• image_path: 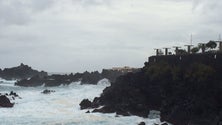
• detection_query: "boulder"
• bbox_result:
[9,91,19,97]
[161,123,168,125]
[15,75,45,87]
[79,99,92,110]
[41,89,55,94]
[138,122,145,125]
[0,95,14,107]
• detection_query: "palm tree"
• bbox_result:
[191,47,200,54]
[198,43,206,53]
[206,41,217,50]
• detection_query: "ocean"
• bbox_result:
[0,78,162,125]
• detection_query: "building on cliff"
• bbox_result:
[107,66,139,73]
[154,39,222,56]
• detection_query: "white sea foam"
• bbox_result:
[0,78,164,125]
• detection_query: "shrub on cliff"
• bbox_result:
[184,63,215,83]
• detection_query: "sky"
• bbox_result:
[0,0,222,73]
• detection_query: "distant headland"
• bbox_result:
[0,64,139,87]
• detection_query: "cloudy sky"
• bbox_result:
[0,0,222,73]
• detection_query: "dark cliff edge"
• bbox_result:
[80,53,222,125]
[0,63,47,80]
[15,68,139,87]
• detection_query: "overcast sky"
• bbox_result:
[0,0,222,73]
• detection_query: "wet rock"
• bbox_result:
[81,71,102,85]
[15,75,45,87]
[0,95,14,107]
[161,123,168,125]
[41,89,55,94]
[92,106,116,114]
[0,63,47,80]
[9,91,18,97]
[79,99,92,110]
[138,122,145,125]
[15,67,137,87]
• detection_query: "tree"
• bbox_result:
[206,41,217,50]
[198,43,206,53]
[191,47,200,54]
[176,49,187,55]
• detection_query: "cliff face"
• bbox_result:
[0,63,47,80]
[80,53,222,125]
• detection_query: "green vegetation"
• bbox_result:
[206,41,217,50]
[191,47,200,54]
[176,49,187,55]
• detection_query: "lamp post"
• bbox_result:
[163,48,171,55]
[173,46,181,55]
[184,45,193,54]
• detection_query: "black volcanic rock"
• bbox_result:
[15,74,73,87]
[9,91,19,97]
[69,73,82,82]
[41,89,55,94]
[101,69,124,83]
[79,99,92,110]
[15,75,45,87]
[138,122,145,125]
[81,71,102,85]
[15,69,137,87]
[15,66,139,87]
[80,53,222,125]
[101,68,140,83]
[0,63,47,80]
[44,74,72,86]
[0,95,14,107]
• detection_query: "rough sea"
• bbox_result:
[0,78,164,125]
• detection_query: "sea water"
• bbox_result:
[0,78,163,125]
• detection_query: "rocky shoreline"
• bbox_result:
[0,91,20,108]
[15,69,139,87]
[2,54,222,125]
[79,53,222,125]
[0,64,139,87]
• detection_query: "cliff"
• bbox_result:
[80,53,222,125]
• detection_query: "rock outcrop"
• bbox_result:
[81,71,102,84]
[101,69,126,83]
[0,63,47,80]
[80,53,222,125]
[0,95,14,107]
[15,67,139,87]
[138,122,146,125]
[41,89,55,94]
[79,99,93,110]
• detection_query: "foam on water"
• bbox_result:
[0,79,163,125]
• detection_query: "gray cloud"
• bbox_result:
[0,0,54,25]
[0,0,221,72]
